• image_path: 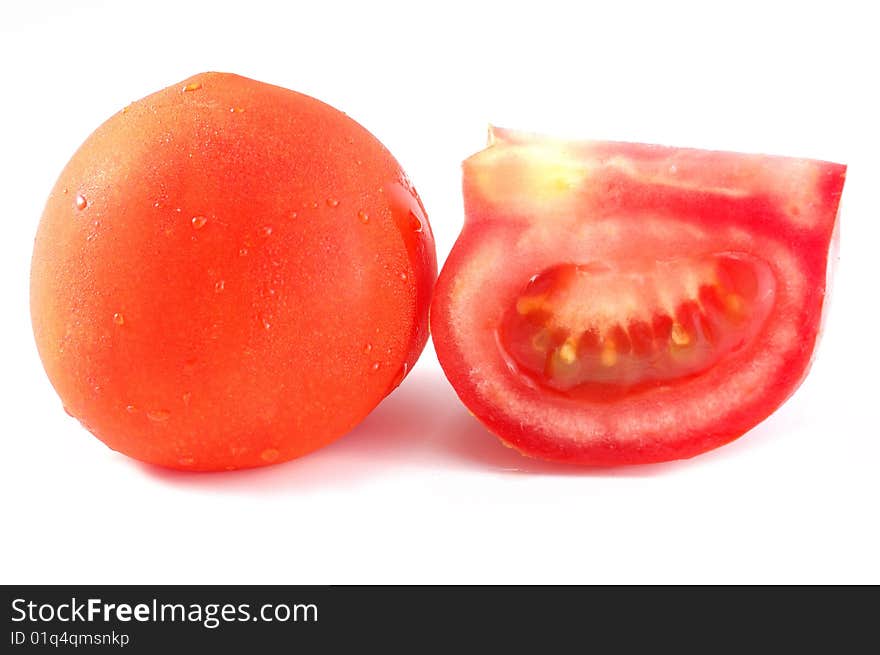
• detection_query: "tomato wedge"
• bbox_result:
[431,127,846,465]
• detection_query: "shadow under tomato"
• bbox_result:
[137,365,745,492]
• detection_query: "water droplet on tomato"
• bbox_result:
[182,82,202,92]
[399,272,408,281]
[260,448,280,463]
[358,210,370,224]
[409,210,423,233]
[75,194,87,210]
[229,107,245,113]
[215,279,225,292]
[63,405,75,418]
[290,211,298,219]
[371,362,381,372]
[62,187,69,195]
[191,215,207,229]
[113,312,125,326]
[261,226,273,237]
[326,198,339,208]
[125,404,138,413]
[364,343,372,354]
[147,409,171,422]
[389,362,409,391]
[261,316,272,330]
[239,247,249,256]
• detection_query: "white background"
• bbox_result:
[2,0,877,584]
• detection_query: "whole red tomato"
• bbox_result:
[31,72,436,471]
[431,127,845,465]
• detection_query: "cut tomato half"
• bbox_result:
[431,127,846,465]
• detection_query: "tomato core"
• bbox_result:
[497,252,775,399]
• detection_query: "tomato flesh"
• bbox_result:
[432,128,845,465]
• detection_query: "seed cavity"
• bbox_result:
[497,253,776,396]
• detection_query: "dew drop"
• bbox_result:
[113,312,125,326]
[182,82,202,92]
[75,194,87,210]
[326,197,339,208]
[214,279,225,292]
[311,201,319,209]
[260,448,280,463]
[261,226,273,236]
[389,362,409,390]
[147,409,171,422]
[182,392,192,405]
[62,187,69,195]
[230,107,245,113]
[358,210,370,224]
[125,404,138,413]
[191,215,207,229]
[371,361,381,372]
[290,211,298,219]
[261,317,272,330]
[239,247,249,256]
[409,210,423,233]
[63,405,75,418]
[399,272,408,281]
[364,343,373,354]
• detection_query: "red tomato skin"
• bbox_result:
[31,72,436,471]
[431,129,845,465]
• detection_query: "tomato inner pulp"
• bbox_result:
[497,252,775,399]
